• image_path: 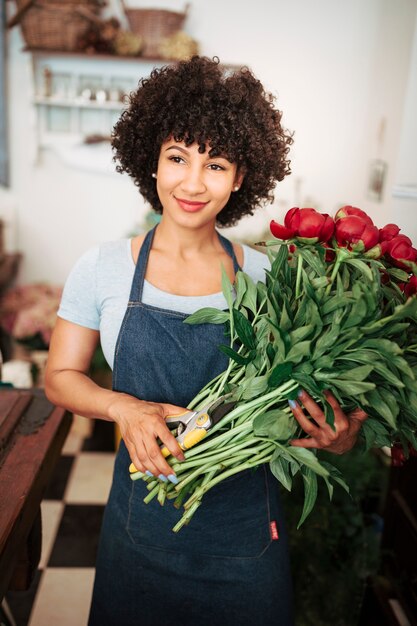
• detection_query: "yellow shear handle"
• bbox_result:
[129,446,173,473]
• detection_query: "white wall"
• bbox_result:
[2,0,417,285]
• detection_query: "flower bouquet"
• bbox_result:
[130,206,417,531]
[0,283,63,350]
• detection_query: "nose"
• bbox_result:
[180,165,207,196]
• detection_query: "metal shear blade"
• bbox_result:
[161,394,235,456]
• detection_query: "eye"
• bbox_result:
[168,155,185,164]
[208,163,226,171]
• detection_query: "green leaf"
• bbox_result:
[328,379,376,395]
[270,455,293,491]
[240,273,258,314]
[320,461,350,494]
[270,243,289,279]
[387,267,411,281]
[232,309,256,350]
[372,363,405,388]
[184,308,229,325]
[391,356,415,378]
[297,468,318,528]
[234,271,247,309]
[289,324,315,344]
[294,361,314,375]
[241,375,269,400]
[266,343,276,366]
[311,276,330,289]
[324,402,335,429]
[313,355,335,369]
[292,373,323,397]
[267,318,291,356]
[338,365,374,381]
[321,294,355,316]
[221,264,234,311]
[268,362,293,388]
[361,338,402,357]
[364,389,398,429]
[286,341,312,364]
[313,325,341,359]
[253,409,294,440]
[316,364,374,383]
[361,418,392,450]
[345,258,374,281]
[279,301,293,332]
[218,345,255,366]
[288,447,330,477]
[299,248,325,277]
[363,298,417,332]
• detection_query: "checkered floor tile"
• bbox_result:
[2,416,116,626]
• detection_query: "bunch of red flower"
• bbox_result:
[270,205,417,295]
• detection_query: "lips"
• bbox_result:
[175,197,209,212]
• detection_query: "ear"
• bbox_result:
[234,168,246,189]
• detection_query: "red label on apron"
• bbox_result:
[269,521,279,540]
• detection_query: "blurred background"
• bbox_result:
[0,0,416,286]
[0,2,416,625]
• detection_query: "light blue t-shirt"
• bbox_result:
[58,238,269,369]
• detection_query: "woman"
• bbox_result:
[45,57,366,626]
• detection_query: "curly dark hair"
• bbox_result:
[112,56,293,227]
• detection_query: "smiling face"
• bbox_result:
[155,138,244,229]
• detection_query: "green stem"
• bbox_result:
[295,253,303,299]
[325,248,351,295]
[172,500,202,532]
[143,484,160,504]
[182,446,275,511]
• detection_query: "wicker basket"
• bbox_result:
[8,0,103,51]
[121,2,189,58]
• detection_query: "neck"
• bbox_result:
[153,216,222,257]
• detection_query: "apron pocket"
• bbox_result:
[126,466,274,559]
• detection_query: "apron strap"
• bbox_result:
[129,226,156,303]
[217,232,242,275]
[128,225,242,303]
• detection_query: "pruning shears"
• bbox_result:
[159,394,236,457]
[129,394,236,474]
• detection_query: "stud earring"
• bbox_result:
[152,173,157,179]
[233,186,239,191]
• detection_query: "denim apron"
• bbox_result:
[88,226,294,626]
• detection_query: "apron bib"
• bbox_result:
[88,226,294,626]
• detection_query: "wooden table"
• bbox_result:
[0,388,72,600]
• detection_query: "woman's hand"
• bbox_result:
[108,393,186,480]
[289,389,367,455]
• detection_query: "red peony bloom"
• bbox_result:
[385,234,417,270]
[379,223,401,242]
[334,205,374,225]
[334,215,379,252]
[270,207,334,243]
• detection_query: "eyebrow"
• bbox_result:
[165,145,230,161]
[165,145,189,154]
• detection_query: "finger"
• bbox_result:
[290,437,320,448]
[289,399,321,435]
[132,444,160,478]
[156,423,186,461]
[323,390,349,428]
[126,444,148,475]
[349,407,368,423]
[162,403,188,418]
[143,434,177,478]
[297,390,327,425]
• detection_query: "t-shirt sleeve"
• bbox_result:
[241,244,270,283]
[57,246,101,330]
